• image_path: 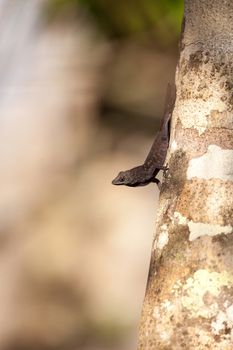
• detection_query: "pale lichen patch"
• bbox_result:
[152,305,174,344]
[181,270,233,318]
[173,211,188,225]
[172,211,233,240]
[211,311,229,335]
[188,221,232,241]
[170,140,178,153]
[172,279,183,297]
[161,300,175,312]
[187,145,233,181]
[156,224,169,250]
[211,306,233,337]
[226,305,233,322]
[177,98,226,135]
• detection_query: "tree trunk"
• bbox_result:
[138,1,233,349]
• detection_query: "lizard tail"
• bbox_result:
[161,83,176,139]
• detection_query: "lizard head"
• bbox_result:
[112,166,151,187]
[112,170,132,186]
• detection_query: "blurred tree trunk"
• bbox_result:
[138,0,233,349]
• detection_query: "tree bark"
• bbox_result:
[138,1,233,349]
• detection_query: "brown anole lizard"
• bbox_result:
[112,84,176,188]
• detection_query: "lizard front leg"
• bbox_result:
[157,165,169,171]
[152,177,162,190]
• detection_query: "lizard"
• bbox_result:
[112,83,176,188]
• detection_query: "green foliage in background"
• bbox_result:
[48,0,183,48]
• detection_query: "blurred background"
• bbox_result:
[0,1,183,349]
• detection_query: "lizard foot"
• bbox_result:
[157,165,169,172]
[152,178,161,190]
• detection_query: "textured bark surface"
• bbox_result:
[138,1,233,349]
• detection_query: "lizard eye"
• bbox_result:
[120,176,125,182]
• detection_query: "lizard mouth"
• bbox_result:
[112,178,122,185]
[112,175,125,185]
[112,181,121,185]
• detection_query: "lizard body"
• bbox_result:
[112,84,176,187]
